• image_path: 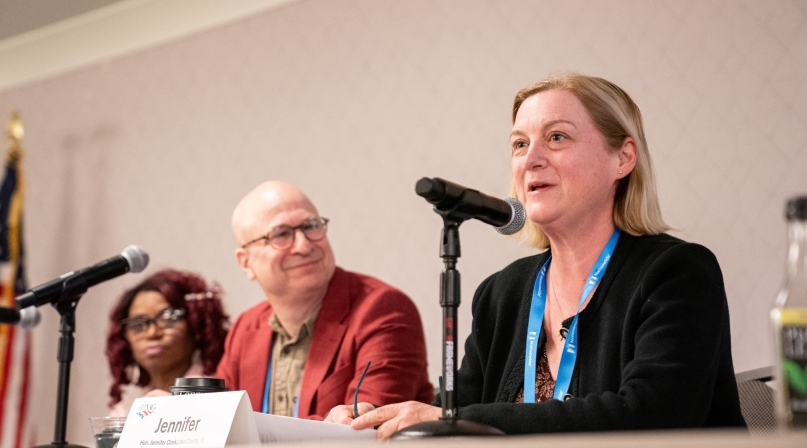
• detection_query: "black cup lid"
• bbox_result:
[787,196,807,221]
[172,377,226,389]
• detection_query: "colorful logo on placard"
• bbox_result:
[135,403,157,419]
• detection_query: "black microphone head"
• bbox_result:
[17,306,40,329]
[495,197,527,235]
[415,177,446,204]
[121,245,149,273]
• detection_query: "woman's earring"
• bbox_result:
[619,170,623,175]
[131,363,141,383]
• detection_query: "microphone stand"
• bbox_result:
[391,211,504,439]
[34,275,90,448]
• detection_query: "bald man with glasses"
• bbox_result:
[216,181,433,419]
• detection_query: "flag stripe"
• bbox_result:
[14,331,31,448]
[0,325,16,436]
[0,326,28,448]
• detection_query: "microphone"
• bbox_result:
[415,177,526,235]
[15,245,149,309]
[0,306,41,329]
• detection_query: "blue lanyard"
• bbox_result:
[262,337,274,414]
[261,334,300,418]
[523,229,620,402]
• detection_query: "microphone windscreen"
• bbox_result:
[17,306,40,329]
[121,245,149,273]
[495,197,526,235]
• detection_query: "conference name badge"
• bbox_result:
[118,391,259,447]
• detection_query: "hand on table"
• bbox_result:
[324,403,377,425]
[351,401,441,439]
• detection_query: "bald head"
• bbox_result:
[232,180,336,305]
[232,181,319,245]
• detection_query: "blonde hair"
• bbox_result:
[510,73,669,249]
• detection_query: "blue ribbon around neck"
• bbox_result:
[523,229,620,402]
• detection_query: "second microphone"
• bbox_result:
[415,177,526,235]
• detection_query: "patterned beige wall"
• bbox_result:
[0,0,804,443]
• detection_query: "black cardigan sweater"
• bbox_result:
[439,233,746,434]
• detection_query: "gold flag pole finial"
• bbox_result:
[6,110,24,164]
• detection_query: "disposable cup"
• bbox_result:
[89,416,126,448]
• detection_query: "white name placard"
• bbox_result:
[118,391,259,447]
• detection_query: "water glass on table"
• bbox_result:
[89,416,126,448]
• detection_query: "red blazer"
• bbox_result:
[216,267,433,419]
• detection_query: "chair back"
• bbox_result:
[735,366,776,435]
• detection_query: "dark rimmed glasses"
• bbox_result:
[122,307,186,335]
[241,217,330,250]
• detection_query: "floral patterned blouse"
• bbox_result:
[515,339,555,403]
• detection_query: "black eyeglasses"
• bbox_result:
[122,308,186,335]
[241,217,330,250]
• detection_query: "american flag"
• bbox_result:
[0,112,33,448]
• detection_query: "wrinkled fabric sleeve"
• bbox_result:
[215,311,245,393]
[340,288,434,410]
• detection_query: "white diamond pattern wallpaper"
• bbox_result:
[0,0,805,443]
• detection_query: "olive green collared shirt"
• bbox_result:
[267,305,321,417]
